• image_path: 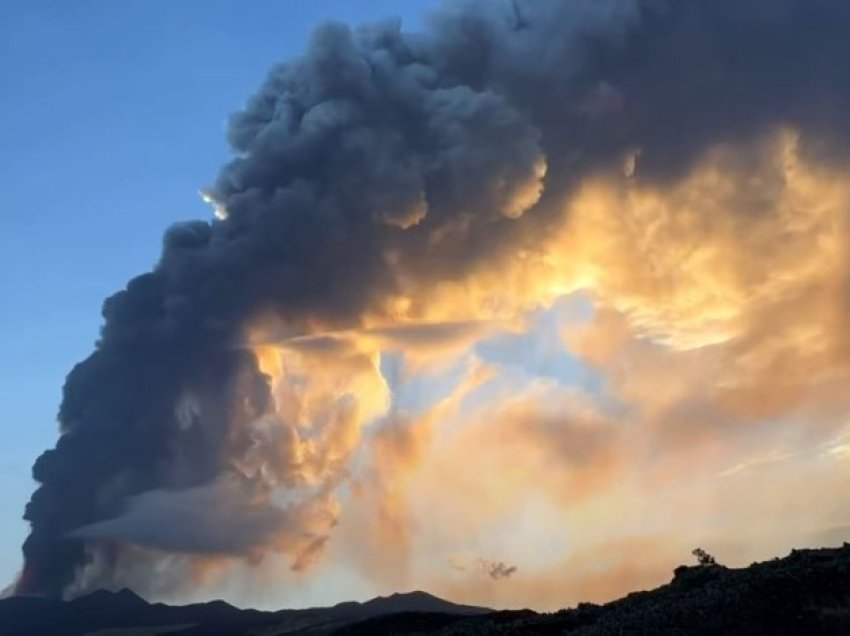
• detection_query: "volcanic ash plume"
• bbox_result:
[14,0,850,602]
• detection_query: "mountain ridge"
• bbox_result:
[2,544,849,635]
[0,588,489,636]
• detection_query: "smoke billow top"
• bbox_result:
[15,0,850,602]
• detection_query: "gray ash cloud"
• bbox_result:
[16,0,850,598]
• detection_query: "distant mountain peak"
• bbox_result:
[360,589,491,616]
[75,587,147,606]
[377,590,441,602]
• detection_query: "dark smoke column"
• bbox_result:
[14,1,551,597]
[15,0,850,597]
[18,270,269,596]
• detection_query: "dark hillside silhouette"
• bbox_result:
[2,544,848,635]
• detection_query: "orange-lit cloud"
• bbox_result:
[257,129,850,609]
[79,129,850,610]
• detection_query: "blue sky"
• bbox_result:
[0,0,438,589]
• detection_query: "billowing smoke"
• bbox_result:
[15,0,850,599]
